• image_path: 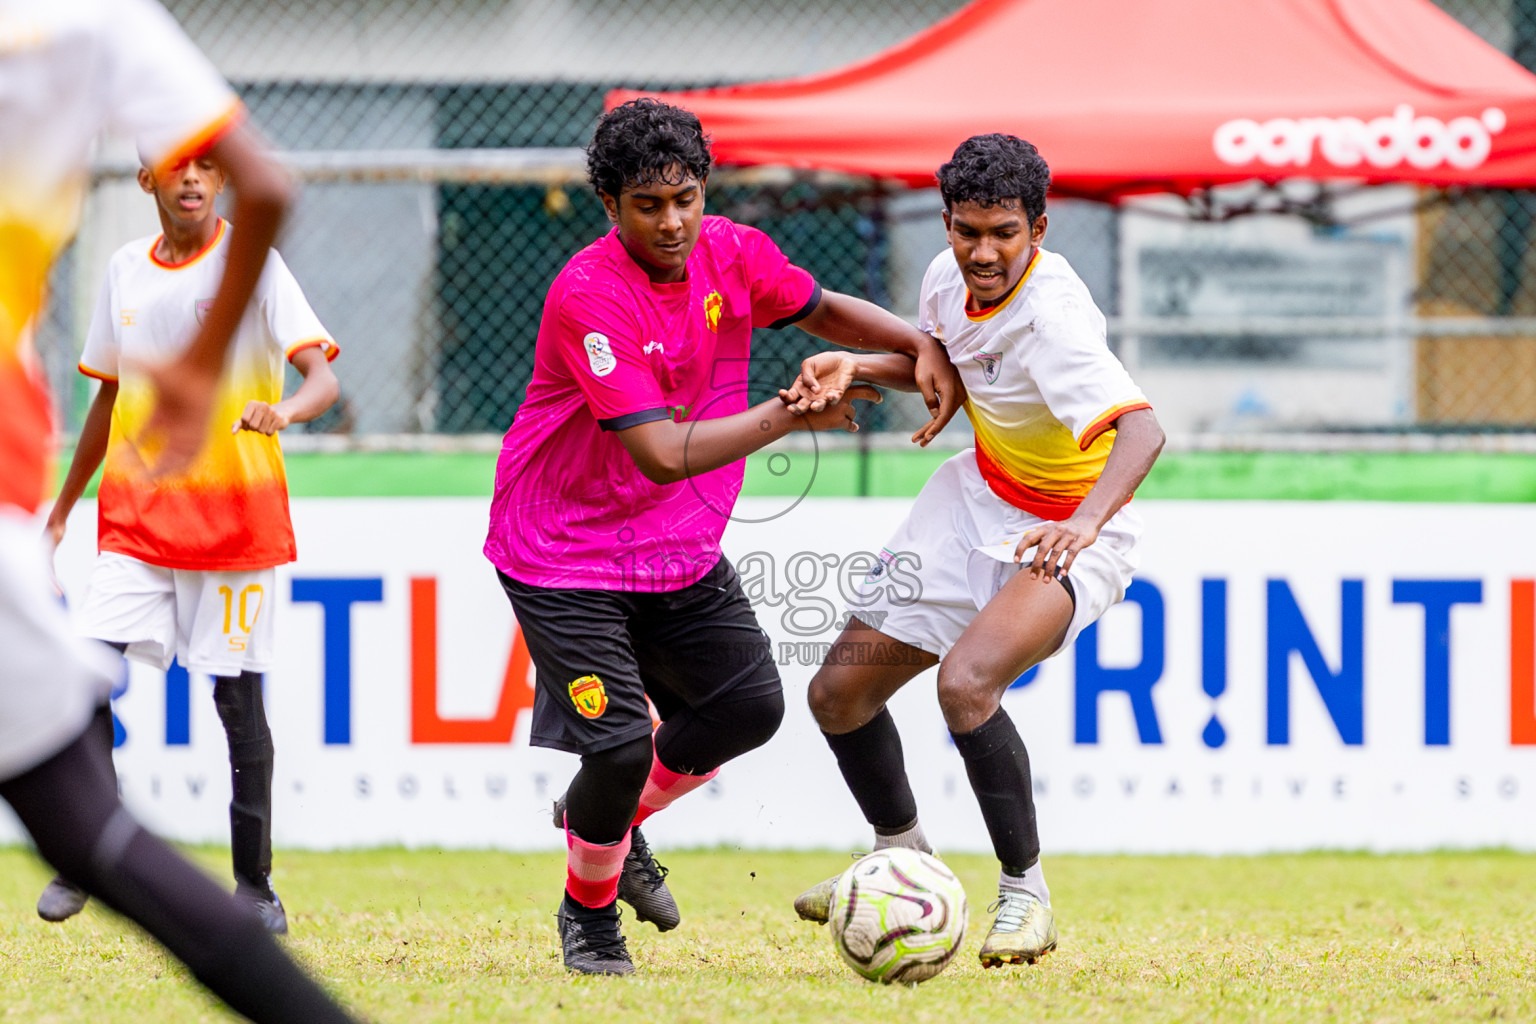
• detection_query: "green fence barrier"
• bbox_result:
[57,448,1536,502]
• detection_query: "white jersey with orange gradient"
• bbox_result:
[79,222,337,571]
[0,0,241,516]
[0,0,240,781]
[918,247,1151,521]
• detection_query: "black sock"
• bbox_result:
[0,729,357,1023]
[822,707,919,832]
[950,707,1040,874]
[213,672,274,892]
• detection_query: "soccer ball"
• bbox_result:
[828,848,967,984]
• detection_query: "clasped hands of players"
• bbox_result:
[779,341,965,446]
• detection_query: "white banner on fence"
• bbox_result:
[11,496,1536,855]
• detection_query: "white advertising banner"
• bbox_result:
[13,495,1536,854]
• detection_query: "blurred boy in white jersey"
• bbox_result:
[783,135,1165,967]
[35,143,340,933]
[0,0,358,1019]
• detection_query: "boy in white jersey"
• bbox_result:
[36,144,340,934]
[783,135,1165,967]
[0,1,358,1019]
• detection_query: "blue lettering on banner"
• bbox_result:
[165,658,190,746]
[291,577,384,745]
[1009,665,1040,689]
[1075,579,1165,744]
[1391,580,1483,746]
[1201,578,1228,748]
[1266,579,1363,745]
[109,659,129,748]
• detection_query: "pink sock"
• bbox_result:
[632,753,718,826]
[565,826,631,908]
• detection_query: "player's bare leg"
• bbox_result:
[795,617,938,923]
[939,567,1073,967]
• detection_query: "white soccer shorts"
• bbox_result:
[76,553,277,676]
[0,512,116,782]
[847,450,1141,659]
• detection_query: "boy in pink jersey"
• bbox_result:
[484,99,962,975]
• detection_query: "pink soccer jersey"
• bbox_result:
[484,216,819,592]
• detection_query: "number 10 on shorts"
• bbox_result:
[219,583,264,651]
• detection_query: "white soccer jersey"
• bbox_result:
[0,0,240,516]
[80,222,337,571]
[918,247,1150,520]
[0,0,239,780]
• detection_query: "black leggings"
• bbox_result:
[96,645,274,891]
[564,685,785,845]
[0,728,354,1023]
[213,671,275,889]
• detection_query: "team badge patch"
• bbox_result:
[866,547,898,583]
[703,291,723,333]
[569,675,608,719]
[973,351,1002,384]
[195,298,214,325]
[583,333,617,377]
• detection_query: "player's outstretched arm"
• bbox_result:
[793,290,962,444]
[1016,407,1166,578]
[234,346,339,435]
[45,381,118,549]
[617,389,880,485]
[780,350,923,404]
[140,124,292,472]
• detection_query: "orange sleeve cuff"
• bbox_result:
[1079,400,1152,451]
[153,99,247,178]
[285,337,340,363]
[78,362,118,383]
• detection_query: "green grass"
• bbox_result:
[1,847,1533,1022]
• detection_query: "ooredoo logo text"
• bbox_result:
[1213,105,1506,171]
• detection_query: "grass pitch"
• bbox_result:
[1,846,1532,1023]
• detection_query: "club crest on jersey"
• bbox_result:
[195,298,214,325]
[973,351,1002,384]
[569,675,608,719]
[703,291,723,333]
[583,333,616,377]
[866,547,898,583]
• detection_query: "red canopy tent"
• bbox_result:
[610,0,1536,201]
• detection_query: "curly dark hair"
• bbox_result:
[936,134,1051,226]
[586,98,714,200]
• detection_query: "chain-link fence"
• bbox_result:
[39,0,1536,444]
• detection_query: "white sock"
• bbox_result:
[999,862,1050,907]
[872,820,933,855]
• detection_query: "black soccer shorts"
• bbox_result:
[497,556,781,755]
